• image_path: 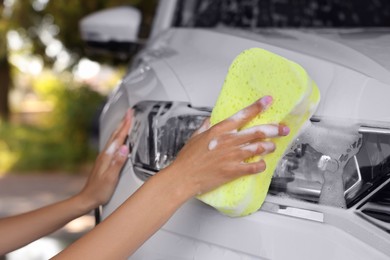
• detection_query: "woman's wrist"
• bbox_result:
[71,192,100,216]
[157,164,199,204]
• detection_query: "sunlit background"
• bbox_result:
[0,0,157,174]
[2,0,389,259]
[0,0,157,259]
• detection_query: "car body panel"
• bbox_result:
[103,163,390,260]
[96,6,390,260]
[136,28,390,125]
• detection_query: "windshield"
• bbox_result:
[174,0,390,28]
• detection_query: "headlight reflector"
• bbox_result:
[129,101,210,180]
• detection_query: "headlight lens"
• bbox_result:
[129,100,390,211]
[129,101,210,180]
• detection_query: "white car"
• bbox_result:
[81,1,390,259]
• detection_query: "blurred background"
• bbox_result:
[1,0,390,259]
[0,0,157,259]
[0,0,158,174]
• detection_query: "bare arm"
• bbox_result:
[0,109,133,255]
[54,96,290,259]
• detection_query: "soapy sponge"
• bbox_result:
[197,48,320,217]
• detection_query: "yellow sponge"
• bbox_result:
[197,48,320,217]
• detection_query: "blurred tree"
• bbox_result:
[0,1,11,121]
[0,34,10,121]
[0,0,158,121]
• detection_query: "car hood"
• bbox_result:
[143,28,390,127]
[222,27,390,85]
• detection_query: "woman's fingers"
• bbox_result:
[111,145,129,166]
[227,124,290,147]
[237,159,267,175]
[213,95,273,133]
[79,109,134,208]
[81,145,130,207]
[204,95,290,153]
[98,109,133,174]
[206,124,288,154]
[172,95,291,196]
[240,141,276,157]
[237,124,289,138]
[221,141,275,169]
[104,145,129,183]
[104,109,133,151]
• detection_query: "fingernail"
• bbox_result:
[282,126,290,136]
[119,145,129,156]
[258,96,273,110]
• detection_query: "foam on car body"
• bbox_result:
[197,48,320,217]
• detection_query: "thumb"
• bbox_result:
[110,145,129,173]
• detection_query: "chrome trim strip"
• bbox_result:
[310,117,390,135]
[133,165,155,181]
[358,126,390,135]
[344,156,362,196]
[261,202,324,222]
[356,179,390,234]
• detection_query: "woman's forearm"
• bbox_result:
[0,194,94,255]
[53,166,193,260]
[0,109,132,256]
[53,96,288,259]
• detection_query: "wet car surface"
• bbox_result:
[81,1,390,259]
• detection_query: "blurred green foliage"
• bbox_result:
[53,86,105,164]
[0,84,105,173]
[0,0,159,174]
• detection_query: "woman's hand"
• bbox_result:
[0,109,134,256]
[53,97,290,260]
[170,96,290,197]
[77,108,133,209]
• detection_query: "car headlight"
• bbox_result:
[128,100,390,216]
[129,101,211,180]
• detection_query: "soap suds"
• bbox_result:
[242,143,259,153]
[208,138,218,151]
[105,141,118,155]
[229,110,247,122]
[260,141,276,154]
[238,125,279,137]
[285,119,362,208]
[241,141,275,155]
